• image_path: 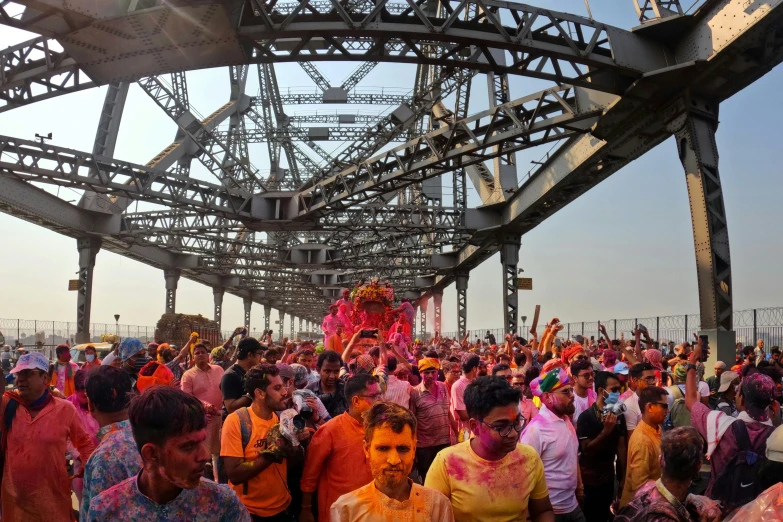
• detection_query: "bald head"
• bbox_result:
[714,361,726,378]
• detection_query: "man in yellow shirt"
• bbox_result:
[425,376,555,522]
[620,385,669,507]
[221,364,300,520]
[331,402,454,521]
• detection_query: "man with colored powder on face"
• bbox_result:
[425,376,555,522]
[51,343,80,396]
[221,364,297,521]
[86,386,250,521]
[331,402,455,521]
[300,374,379,522]
[410,357,456,481]
[1,352,95,522]
[81,366,142,522]
[619,385,669,507]
[521,368,585,522]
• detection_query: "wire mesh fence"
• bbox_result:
[439,307,783,348]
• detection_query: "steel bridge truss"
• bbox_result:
[0,0,782,345]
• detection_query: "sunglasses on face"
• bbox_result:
[652,402,669,410]
[578,372,594,380]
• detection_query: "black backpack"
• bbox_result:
[710,420,774,514]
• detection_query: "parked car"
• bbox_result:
[70,342,114,365]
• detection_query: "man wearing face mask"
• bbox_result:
[87,386,249,521]
[521,368,585,522]
[576,371,628,522]
[82,344,102,371]
[116,338,148,388]
[300,374,379,522]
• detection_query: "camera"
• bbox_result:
[603,402,627,416]
[278,389,321,445]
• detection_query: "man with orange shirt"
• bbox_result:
[299,374,380,522]
[221,364,298,521]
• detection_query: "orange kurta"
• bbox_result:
[1,396,95,522]
[300,412,373,522]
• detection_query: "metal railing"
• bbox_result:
[0,318,327,359]
[439,307,783,348]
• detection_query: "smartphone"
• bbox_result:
[699,335,710,361]
[360,329,378,339]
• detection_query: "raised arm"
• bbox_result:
[684,336,704,411]
[341,331,362,364]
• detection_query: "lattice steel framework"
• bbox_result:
[0,0,782,342]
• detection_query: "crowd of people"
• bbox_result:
[2,316,783,521]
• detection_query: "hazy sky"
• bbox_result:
[1,1,782,338]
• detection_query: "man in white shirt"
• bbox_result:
[622,363,658,436]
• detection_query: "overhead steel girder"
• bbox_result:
[137,75,265,193]
[296,85,600,217]
[242,0,666,94]
[258,92,409,106]
[0,135,257,217]
[423,0,783,296]
[0,36,94,113]
[0,1,668,110]
[215,125,410,143]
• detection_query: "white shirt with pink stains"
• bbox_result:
[519,404,579,514]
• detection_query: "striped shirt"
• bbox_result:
[409,381,451,447]
[382,374,412,409]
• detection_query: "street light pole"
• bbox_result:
[114,314,120,338]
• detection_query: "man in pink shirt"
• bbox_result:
[2,352,95,522]
[181,343,224,481]
[451,354,480,442]
[521,367,585,521]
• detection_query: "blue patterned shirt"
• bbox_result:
[80,419,143,521]
[86,472,251,521]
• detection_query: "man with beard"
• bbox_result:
[222,364,300,521]
[331,402,454,521]
[426,376,554,522]
[86,386,250,521]
[300,374,379,522]
[521,368,585,522]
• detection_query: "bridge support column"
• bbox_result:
[264,305,271,333]
[456,273,469,340]
[279,311,285,341]
[290,315,295,339]
[501,237,521,335]
[419,298,427,340]
[243,298,252,330]
[164,269,180,315]
[213,287,224,330]
[75,237,101,343]
[433,291,443,336]
[674,98,735,366]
